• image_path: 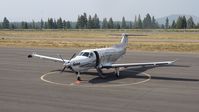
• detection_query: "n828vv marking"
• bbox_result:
[28,34,175,81]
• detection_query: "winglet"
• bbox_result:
[169,59,178,64]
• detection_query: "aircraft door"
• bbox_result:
[94,51,100,67]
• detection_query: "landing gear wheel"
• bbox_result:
[115,73,120,78]
[77,77,82,81]
[76,72,82,81]
[115,68,120,78]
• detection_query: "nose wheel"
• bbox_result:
[76,72,82,81]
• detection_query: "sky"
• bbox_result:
[0,0,198,21]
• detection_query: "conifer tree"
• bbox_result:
[187,17,195,29]
[108,18,114,29]
[102,18,108,29]
[165,17,169,29]
[2,17,10,29]
[121,17,126,29]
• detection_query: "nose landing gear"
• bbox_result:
[76,72,82,81]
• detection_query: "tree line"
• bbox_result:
[1,13,199,29]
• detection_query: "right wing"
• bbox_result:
[102,60,176,68]
[28,53,69,63]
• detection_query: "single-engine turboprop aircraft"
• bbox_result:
[28,33,175,81]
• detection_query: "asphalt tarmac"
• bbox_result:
[0,47,199,112]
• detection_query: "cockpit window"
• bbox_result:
[78,52,84,56]
[78,52,93,57]
[82,52,89,57]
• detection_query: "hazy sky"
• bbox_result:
[0,0,198,21]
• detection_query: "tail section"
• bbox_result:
[120,33,128,48]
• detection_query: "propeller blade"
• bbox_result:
[61,66,67,72]
[58,54,65,63]
[59,53,76,73]
[70,53,76,60]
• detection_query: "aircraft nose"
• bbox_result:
[69,57,82,70]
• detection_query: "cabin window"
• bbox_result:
[90,52,94,58]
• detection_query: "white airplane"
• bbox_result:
[28,33,175,81]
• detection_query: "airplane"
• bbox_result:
[28,33,176,81]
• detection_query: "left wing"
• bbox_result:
[28,53,69,63]
[102,60,176,68]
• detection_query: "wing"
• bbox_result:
[102,60,176,68]
[28,53,69,63]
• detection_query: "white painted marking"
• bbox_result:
[40,71,151,88]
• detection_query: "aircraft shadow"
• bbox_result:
[88,65,199,84]
[50,65,198,84]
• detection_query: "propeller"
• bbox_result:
[59,53,76,73]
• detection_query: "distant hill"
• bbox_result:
[157,15,199,25]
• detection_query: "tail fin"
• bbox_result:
[120,33,128,48]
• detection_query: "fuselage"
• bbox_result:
[69,34,128,73]
[70,45,126,72]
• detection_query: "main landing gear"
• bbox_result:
[75,68,120,81]
[96,68,106,79]
[115,68,120,78]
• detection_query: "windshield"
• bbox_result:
[78,52,90,57]
[82,52,89,57]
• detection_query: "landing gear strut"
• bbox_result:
[96,68,106,79]
[115,68,120,78]
[76,72,82,81]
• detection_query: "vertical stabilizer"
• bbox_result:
[120,33,128,48]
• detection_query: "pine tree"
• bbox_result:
[137,15,142,29]
[129,22,133,29]
[108,18,114,29]
[151,16,158,28]
[32,20,36,29]
[143,13,152,29]
[76,13,88,29]
[93,14,100,29]
[2,17,10,29]
[47,18,53,29]
[102,18,108,29]
[182,16,187,29]
[187,17,195,29]
[66,21,71,29]
[21,21,28,29]
[57,17,63,29]
[165,17,169,29]
[115,22,121,29]
[11,24,16,29]
[121,17,126,29]
[87,15,93,29]
[171,20,176,29]
[133,15,138,28]
[53,19,57,29]
[176,16,183,29]
[40,19,44,29]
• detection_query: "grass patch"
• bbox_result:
[0,30,199,52]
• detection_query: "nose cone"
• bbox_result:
[70,56,87,64]
[70,56,88,71]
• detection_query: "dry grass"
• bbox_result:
[0,30,199,52]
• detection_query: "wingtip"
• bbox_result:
[28,54,32,58]
[170,59,178,64]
